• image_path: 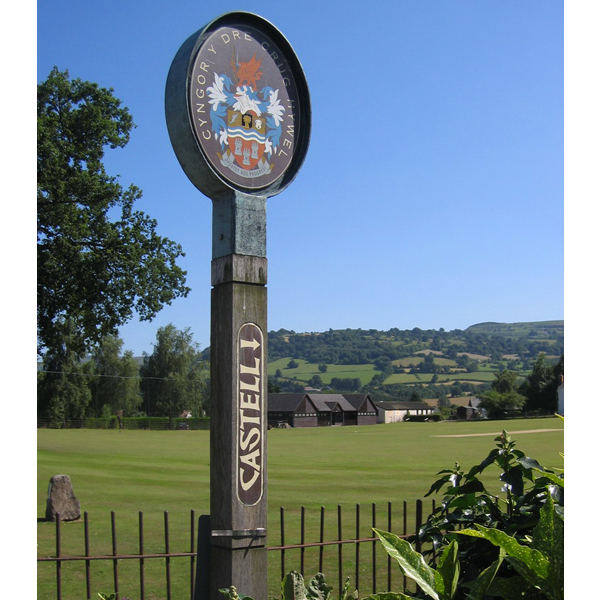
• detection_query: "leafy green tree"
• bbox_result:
[477,389,526,419]
[307,375,323,388]
[90,335,142,417]
[520,354,563,413]
[37,320,93,424]
[409,389,422,402]
[141,324,208,419]
[37,68,190,357]
[491,369,520,393]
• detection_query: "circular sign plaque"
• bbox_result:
[166,12,311,199]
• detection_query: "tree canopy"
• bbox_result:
[37,68,190,356]
[140,324,208,418]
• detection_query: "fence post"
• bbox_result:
[415,500,423,554]
[194,515,212,600]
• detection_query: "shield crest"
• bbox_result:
[227,109,266,170]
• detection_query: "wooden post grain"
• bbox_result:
[209,193,268,600]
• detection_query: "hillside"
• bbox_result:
[265,321,563,400]
[465,320,564,339]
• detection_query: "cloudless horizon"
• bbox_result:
[36,0,565,356]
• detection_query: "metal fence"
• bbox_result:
[37,500,435,600]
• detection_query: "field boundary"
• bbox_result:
[430,428,563,438]
[38,500,433,600]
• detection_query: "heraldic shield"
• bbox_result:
[227,109,267,171]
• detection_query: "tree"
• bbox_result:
[491,369,520,393]
[90,335,142,417]
[477,389,526,419]
[409,389,422,402]
[141,325,208,419]
[307,375,323,388]
[520,353,563,413]
[37,319,94,424]
[37,68,190,357]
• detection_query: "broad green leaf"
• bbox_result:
[517,456,545,471]
[517,457,564,487]
[282,571,308,600]
[504,556,556,600]
[306,573,333,600]
[501,466,524,496]
[447,479,485,496]
[467,449,499,478]
[463,549,504,600]
[435,540,459,600]
[532,499,563,597]
[457,526,556,598]
[373,529,439,600]
[485,576,539,600]
[457,527,549,580]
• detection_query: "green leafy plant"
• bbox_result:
[219,572,355,600]
[364,530,503,600]
[457,497,563,600]
[367,426,563,599]
[413,429,563,587]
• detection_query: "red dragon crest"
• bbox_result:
[233,53,263,90]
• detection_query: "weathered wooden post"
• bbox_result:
[165,12,310,599]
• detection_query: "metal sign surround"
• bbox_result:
[236,323,264,506]
[166,12,311,199]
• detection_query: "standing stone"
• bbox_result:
[46,474,81,521]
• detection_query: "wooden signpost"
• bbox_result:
[165,12,310,599]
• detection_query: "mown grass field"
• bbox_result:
[37,418,564,599]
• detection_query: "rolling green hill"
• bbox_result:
[266,321,563,399]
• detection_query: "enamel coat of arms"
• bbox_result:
[186,20,306,192]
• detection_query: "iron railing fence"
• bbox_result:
[37,500,436,600]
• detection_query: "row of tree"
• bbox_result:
[476,353,564,418]
[267,327,563,370]
[37,69,202,425]
[37,325,209,425]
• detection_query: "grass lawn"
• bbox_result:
[37,417,564,599]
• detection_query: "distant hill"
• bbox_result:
[263,321,563,398]
[465,321,564,339]
[267,321,563,365]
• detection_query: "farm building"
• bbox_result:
[267,393,377,428]
[455,397,486,420]
[375,401,435,424]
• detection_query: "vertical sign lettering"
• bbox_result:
[237,323,264,505]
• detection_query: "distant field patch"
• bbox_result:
[268,358,377,385]
[385,372,434,384]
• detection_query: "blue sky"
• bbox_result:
[35,0,566,356]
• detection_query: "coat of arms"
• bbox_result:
[207,52,285,179]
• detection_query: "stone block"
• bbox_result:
[45,474,81,522]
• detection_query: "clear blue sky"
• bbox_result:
[36,0,566,356]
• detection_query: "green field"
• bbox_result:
[267,358,377,385]
[37,418,564,599]
[267,356,502,388]
[384,371,496,385]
